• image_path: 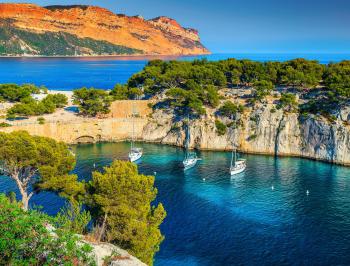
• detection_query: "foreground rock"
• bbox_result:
[89,242,146,266]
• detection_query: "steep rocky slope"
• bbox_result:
[2,99,350,166]
[143,103,350,166]
[0,3,209,56]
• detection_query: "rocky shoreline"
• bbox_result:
[1,99,350,166]
[142,104,350,166]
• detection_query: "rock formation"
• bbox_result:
[1,100,350,166]
[0,3,209,56]
[143,103,350,166]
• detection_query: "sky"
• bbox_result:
[4,0,350,53]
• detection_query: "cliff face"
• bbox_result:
[142,104,350,166]
[0,3,209,56]
[2,100,350,166]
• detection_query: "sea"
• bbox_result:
[1,53,350,265]
[0,53,349,91]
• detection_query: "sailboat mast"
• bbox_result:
[131,100,135,150]
[230,145,234,168]
[185,114,190,159]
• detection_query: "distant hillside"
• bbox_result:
[0,3,209,56]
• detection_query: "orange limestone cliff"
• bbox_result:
[0,3,210,56]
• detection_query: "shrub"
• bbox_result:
[277,93,298,112]
[37,117,45,124]
[0,122,11,127]
[0,83,40,102]
[215,119,227,136]
[110,84,129,100]
[6,94,65,117]
[44,93,68,108]
[0,194,95,265]
[248,134,258,141]
[73,88,111,116]
[219,101,244,118]
[54,203,91,235]
[251,80,274,103]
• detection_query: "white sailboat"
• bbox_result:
[229,112,246,175]
[182,117,200,169]
[230,147,246,175]
[129,101,143,162]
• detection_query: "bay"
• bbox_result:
[1,142,350,265]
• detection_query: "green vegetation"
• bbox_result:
[166,87,206,115]
[277,93,298,112]
[7,93,68,117]
[0,131,83,210]
[127,59,224,115]
[88,160,166,265]
[44,93,68,108]
[73,88,112,116]
[217,58,324,88]
[0,26,142,56]
[218,101,244,118]
[122,58,350,121]
[215,119,227,136]
[0,131,166,265]
[0,122,11,127]
[121,58,330,116]
[55,203,91,235]
[0,83,43,102]
[37,117,45,124]
[250,80,274,103]
[279,59,324,88]
[110,84,142,100]
[324,61,350,99]
[0,194,95,265]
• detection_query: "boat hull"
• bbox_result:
[230,165,246,175]
[183,158,198,169]
[129,151,142,162]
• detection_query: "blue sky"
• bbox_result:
[5,0,350,53]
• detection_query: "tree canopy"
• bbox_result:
[7,93,67,118]
[0,83,43,102]
[250,80,274,103]
[88,160,166,266]
[323,61,350,99]
[73,87,112,117]
[218,100,245,118]
[0,131,83,210]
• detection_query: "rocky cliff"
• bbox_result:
[142,103,350,166]
[2,100,350,166]
[0,3,209,56]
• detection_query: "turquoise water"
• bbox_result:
[1,53,349,90]
[1,142,350,265]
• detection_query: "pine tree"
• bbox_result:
[89,160,166,265]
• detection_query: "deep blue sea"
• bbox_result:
[0,53,349,90]
[1,142,350,266]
